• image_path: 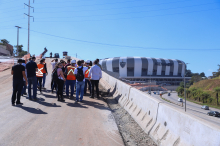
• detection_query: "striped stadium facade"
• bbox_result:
[100,57,186,79]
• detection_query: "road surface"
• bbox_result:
[0,59,124,146]
[148,91,220,126]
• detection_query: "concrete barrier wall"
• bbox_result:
[150,103,220,146]
[100,71,220,146]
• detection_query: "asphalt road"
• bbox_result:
[148,91,220,126]
[0,59,124,146]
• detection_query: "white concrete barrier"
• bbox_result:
[129,88,160,133]
[150,103,220,146]
[100,71,220,146]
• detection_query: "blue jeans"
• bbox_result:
[66,80,76,96]
[28,76,37,99]
[84,79,91,94]
[43,73,46,87]
[76,81,85,101]
[21,81,27,95]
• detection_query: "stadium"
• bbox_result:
[100,57,190,86]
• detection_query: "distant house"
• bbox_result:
[0,45,10,56]
[208,76,213,79]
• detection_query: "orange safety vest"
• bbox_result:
[66,66,76,80]
[42,62,47,73]
[36,64,44,77]
[85,66,92,79]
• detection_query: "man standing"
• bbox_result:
[89,60,102,99]
[84,60,92,95]
[65,60,76,98]
[21,59,27,96]
[11,59,28,106]
[51,58,58,92]
[42,58,48,89]
[64,59,71,70]
[96,59,102,70]
[74,60,88,102]
[26,57,38,100]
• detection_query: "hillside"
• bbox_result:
[190,77,220,91]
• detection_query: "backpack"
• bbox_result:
[52,68,58,82]
[76,67,84,81]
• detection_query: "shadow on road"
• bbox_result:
[16,106,47,114]
[66,102,88,108]
[80,100,111,111]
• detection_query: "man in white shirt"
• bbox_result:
[74,60,88,102]
[89,60,102,99]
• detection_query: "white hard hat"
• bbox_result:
[86,60,90,63]
[71,60,76,64]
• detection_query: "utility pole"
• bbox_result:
[24,0,34,54]
[15,26,21,56]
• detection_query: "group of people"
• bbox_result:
[51,58,102,102]
[11,56,102,106]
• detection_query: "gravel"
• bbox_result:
[100,86,157,146]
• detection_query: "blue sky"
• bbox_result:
[1,0,220,76]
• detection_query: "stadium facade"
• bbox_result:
[100,57,190,85]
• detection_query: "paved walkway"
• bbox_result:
[0,59,124,146]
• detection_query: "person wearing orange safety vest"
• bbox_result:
[42,58,48,89]
[36,59,44,93]
[84,60,92,95]
[64,60,76,98]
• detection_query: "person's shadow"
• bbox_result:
[16,106,47,114]
[66,102,88,109]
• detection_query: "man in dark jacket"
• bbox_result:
[11,59,28,106]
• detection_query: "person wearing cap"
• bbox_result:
[11,59,28,106]
[26,57,38,100]
[84,60,92,95]
[42,58,48,89]
[65,60,76,98]
[64,59,71,70]
[36,59,44,93]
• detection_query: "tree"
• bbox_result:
[186,89,190,98]
[14,45,27,56]
[214,87,220,105]
[191,75,202,83]
[200,72,205,77]
[201,92,210,103]
[0,39,9,45]
[176,86,184,95]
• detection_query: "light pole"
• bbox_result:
[179,62,189,112]
[15,26,21,56]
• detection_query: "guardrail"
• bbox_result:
[100,71,220,146]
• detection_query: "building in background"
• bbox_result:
[100,57,191,87]
[0,45,10,56]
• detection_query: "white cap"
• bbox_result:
[86,60,90,63]
[71,60,76,64]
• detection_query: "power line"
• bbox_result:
[22,28,220,51]
[34,8,220,23]
[36,2,217,19]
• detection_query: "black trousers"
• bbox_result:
[37,77,43,92]
[57,79,64,97]
[91,80,99,97]
[12,79,23,104]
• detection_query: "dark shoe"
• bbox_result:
[80,100,83,102]
[57,95,61,101]
[60,99,65,102]
[33,98,39,101]
[29,98,33,100]
[12,103,15,106]
[21,94,23,96]
[16,102,23,105]
[75,100,79,102]
[97,96,100,99]
[90,96,94,99]
[23,93,27,95]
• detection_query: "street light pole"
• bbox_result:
[184,66,186,112]
[15,26,21,56]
